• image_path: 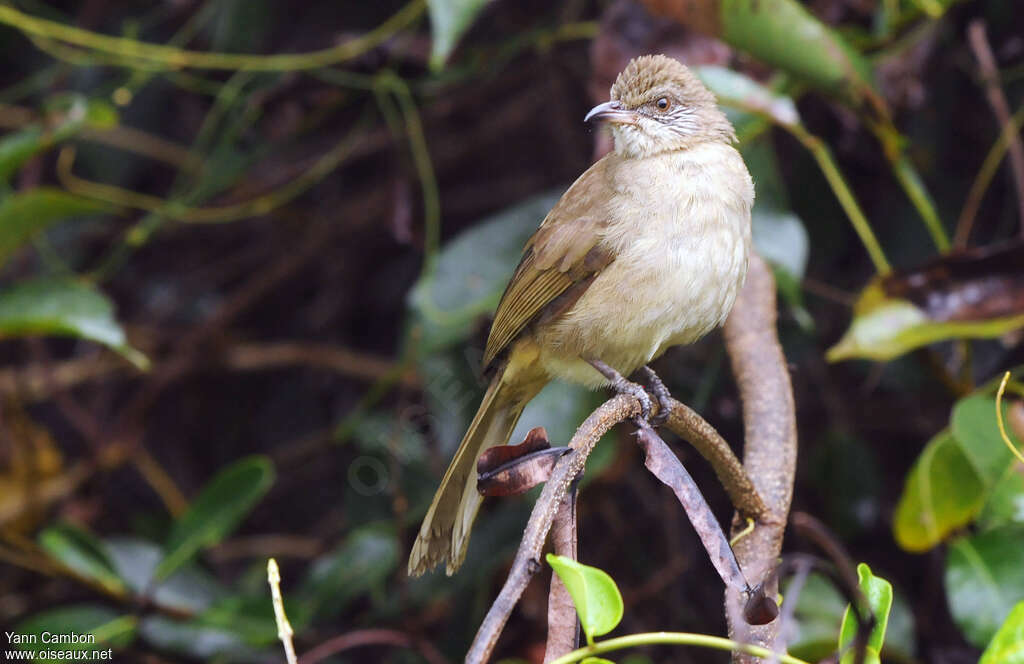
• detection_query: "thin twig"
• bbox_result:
[466,395,640,664]
[267,559,298,664]
[968,20,1024,237]
[722,253,798,662]
[299,629,447,664]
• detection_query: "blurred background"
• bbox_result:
[0,0,1023,662]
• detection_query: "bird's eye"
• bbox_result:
[655,97,670,111]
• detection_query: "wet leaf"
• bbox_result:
[0,278,147,367]
[893,430,985,552]
[945,526,1024,648]
[838,563,893,664]
[39,523,126,596]
[407,191,560,354]
[0,188,112,267]
[828,243,1024,362]
[155,456,275,580]
[980,601,1024,664]
[547,554,624,644]
[16,605,137,661]
[427,0,489,70]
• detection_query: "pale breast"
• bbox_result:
[534,142,753,388]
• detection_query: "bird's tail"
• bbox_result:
[408,366,541,576]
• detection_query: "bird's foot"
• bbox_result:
[588,359,653,423]
[638,365,673,426]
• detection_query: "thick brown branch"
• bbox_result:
[722,253,798,661]
[466,395,640,664]
[664,398,772,521]
[543,484,579,663]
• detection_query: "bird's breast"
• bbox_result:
[535,142,753,387]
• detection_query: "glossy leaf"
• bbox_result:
[0,188,111,267]
[952,396,1022,485]
[407,191,560,354]
[976,463,1024,532]
[893,430,986,552]
[838,563,893,664]
[980,601,1024,664]
[15,605,137,660]
[138,615,267,661]
[0,278,147,367]
[547,554,624,644]
[829,242,1024,362]
[427,0,489,70]
[39,522,126,595]
[945,527,1024,648]
[155,456,275,580]
[105,536,226,614]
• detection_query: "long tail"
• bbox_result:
[408,366,541,576]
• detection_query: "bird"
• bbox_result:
[408,54,754,576]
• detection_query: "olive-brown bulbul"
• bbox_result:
[409,54,754,576]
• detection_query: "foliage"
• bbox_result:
[0,0,1021,661]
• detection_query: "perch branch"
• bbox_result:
[466,395,640,664]
[543,481,580,663]
[664,398,772,521]
[722,253,798,662]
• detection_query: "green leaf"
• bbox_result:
[977,464,1024,532]
[697,65,799,140]
[827,281,1024,362]
[15,605,137,661]
[945,526,1024,648]
[302,522,398,616]
[155,456,275,580]
[427,0,489,70]
[39,523,126,596]
[138,615,268,661]
[838,563,893,664]
[0,96,117,183]
[581,659,617,664]
[980,601,1024,664]
[893,430,986,551]
[952,396,1022,485]
[0,188,112,267]
[104,536,226,614]
[0,278,147,367]
[547,554,623,644]
[407,191,559,354]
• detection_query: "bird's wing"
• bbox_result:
[482,157,617,369]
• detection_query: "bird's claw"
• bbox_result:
[588,359,653,423]
[639,365,673,426]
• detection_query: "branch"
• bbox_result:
[543,484,579,663]
[967,20,1024,237]
[466,395,640,664]
[664,398,772,521]
[721,253,798,661]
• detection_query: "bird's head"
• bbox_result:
[586,54,736,158]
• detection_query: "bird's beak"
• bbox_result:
[584,100,636,125]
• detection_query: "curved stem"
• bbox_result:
[0,0,426,71]
[548,632,811,664]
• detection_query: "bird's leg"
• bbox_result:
[638,365,673,426]
[587,359,652,423]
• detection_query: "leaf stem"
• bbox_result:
[547,632,812,664]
